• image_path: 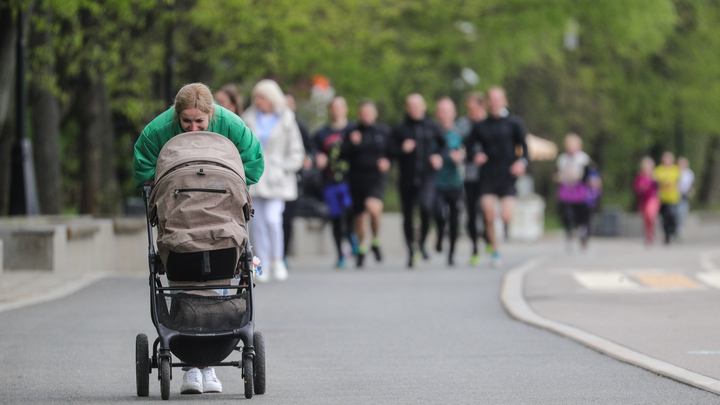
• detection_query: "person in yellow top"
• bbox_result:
[653,151,681,244]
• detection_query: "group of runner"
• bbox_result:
[303,86,529,269]
[634,152,695,245]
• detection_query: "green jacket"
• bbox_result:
[132,105,264,188]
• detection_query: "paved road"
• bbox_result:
[1,244,718,404]
[524,239,720,387]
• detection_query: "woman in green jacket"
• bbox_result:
[132,82,264,188]
[131,83,263,395]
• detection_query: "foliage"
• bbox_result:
[7,0,720,213]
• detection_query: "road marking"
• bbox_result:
[572,272,641,290]
[634,273,702,289]
[696,273,720,289]
[688,351,720,355]
[503,259,720,396]
[700,250,720,273]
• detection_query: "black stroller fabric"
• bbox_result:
[165,248,238,282]
[158,289,250,366]
[160,290,249,333]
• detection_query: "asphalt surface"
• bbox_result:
[523,239,720,389]
[1,243,719,404]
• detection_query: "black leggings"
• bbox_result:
[434,188,462,257]
[559,202,590,239]
[464,181,482,254]
[400,180,436,253]
[282,199,296,257]
[659,204,677,243]
[331,211,353,260]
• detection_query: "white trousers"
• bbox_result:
[250,197,286,270]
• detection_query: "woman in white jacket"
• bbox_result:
[242,80,305,282]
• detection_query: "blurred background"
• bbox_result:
[1,0,720,223]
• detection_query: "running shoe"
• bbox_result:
[491,251,502,268]
[255,263,271,283]
[350,234,360,256]
[201,367,222,393]
[407,251,415,269]
[447,255,455,267]
[356,252,365,268]
[335,257,346,269]
[419,245,430,260]
[469,253,480,266]
[371,244,383,262]
[435,240,442,253]
[272,258,288,281]
[485,244,494,255]
[181,367,203,394]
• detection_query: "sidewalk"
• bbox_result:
[504,236,720,395]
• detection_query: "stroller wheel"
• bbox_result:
[135,334,150,397]
[253,332,266,395]
[243,357,254,399]
[160,357,171,400]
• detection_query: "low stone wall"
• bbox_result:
[287,195,546,258]
[0,216,148,274]
[0,196,552,274]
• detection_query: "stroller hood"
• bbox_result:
[149,131,252,267]
[154,131,246,182]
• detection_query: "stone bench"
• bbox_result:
[0,216,147,274]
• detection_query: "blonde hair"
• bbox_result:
[174,83,215,118]
[252,79,286,113]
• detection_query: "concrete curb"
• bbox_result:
[501,258,720,396]
[0,272,112,314]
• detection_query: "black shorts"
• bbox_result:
[479,179,516,198]
[349,176,386,215]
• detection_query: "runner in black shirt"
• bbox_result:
[457,92,490,265]
[314,96,357,268]
[464,87,528,267]
[392,94,446,268]
[341,100,391,268]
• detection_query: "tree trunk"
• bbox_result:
[29,7,62,215]
[75,74,120,215]
[0,8,17,215]
[698,137,720,205]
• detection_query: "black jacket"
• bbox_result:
[340,122,391,179]
[464,113,528,185]
[391,115,446,188]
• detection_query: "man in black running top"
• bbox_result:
[392,93,446,268]
[464,87,528,267]
[341,100,391,268]
[457,92,489,265]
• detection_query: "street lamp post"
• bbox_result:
[8,9,39,216]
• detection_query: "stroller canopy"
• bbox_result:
[155,131,246,182]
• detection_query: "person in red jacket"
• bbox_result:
[634,157,660,245]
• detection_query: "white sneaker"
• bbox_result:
[272,258,288,281]
[201,367,222,393]
[255,262,271,283]
[180,367,203,394]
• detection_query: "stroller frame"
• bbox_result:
[135,184,265,400]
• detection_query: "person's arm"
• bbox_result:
[132,108,176,188]
[226,120,264,186]
[132,127,162,188]
[283,116,306,173]
[514,117,529,166]
[429,122,446,154]
[339,125,359,160]
[388,125,402,160]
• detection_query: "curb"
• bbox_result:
[0,272,112,314]
[501,258,720,396]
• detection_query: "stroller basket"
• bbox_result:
[157,290,250,334]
